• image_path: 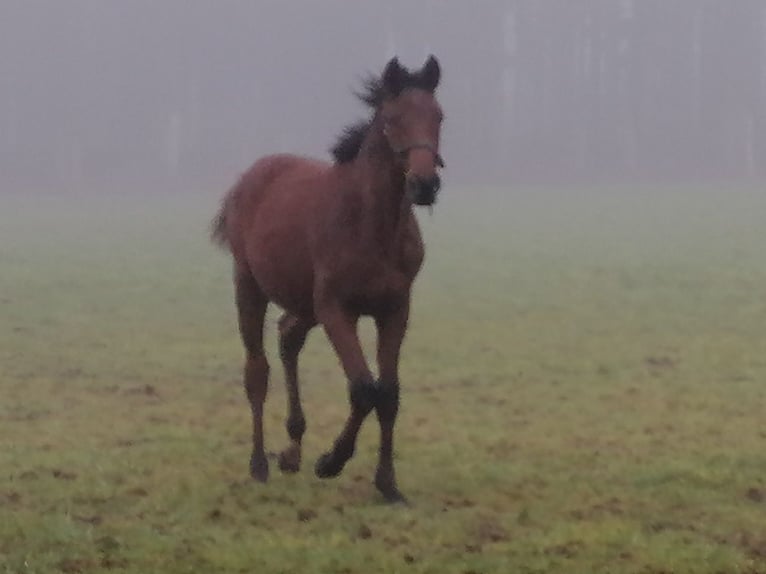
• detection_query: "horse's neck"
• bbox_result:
[356,132,410,249]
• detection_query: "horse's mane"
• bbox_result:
[329,119,372,164]
[330,76,381,164]
[330,68,435,164]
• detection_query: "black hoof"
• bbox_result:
[315,452,345,479]
[250,455,269,483]
[377,484,409,505]
[375,471,408,505]
[278,447,301,474]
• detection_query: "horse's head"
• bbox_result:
[379,56,444,207]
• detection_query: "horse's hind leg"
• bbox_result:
[235,268,270,482]
[277,313,314,473]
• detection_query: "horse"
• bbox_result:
[210,55,445,503]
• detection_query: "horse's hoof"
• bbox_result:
[250,456,269,483]
[278,447,301,474]
[378,486,409,505]
[315,452,344,479]
[375,471,408,505]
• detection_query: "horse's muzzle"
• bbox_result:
[407,174,441,207]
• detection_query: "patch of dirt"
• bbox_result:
[57,558,93,573]
[487,440,519,456]
[647,520,699,537]
[100,556,128,569]
[516,508,533,526]
[645,356,678,373]
[18,470,39,480]
[6,409,51,422]
[115,438,153,448]
[570,497,626,521]
[207,508,224,521]
[730,531,766,560]
[591,497,625,517]
[95,536,120,553]
[618,551,633,561]
[403,553,416,564]
[475,517,510,544]
[72,495,109,506]
[442,497,476,510]
[125,384,160,397]
[356,524,373,540]
[297,508,317,522]
[544,540,584,558]
[382,534,411,549]
[125,487,148,497]
[745,487,764,503]
[1,491,21,505]
[59,368,85,381]
[596,365,611,377]
[255,492,294,506]
[52,469,78,481]
[73,514,103,526]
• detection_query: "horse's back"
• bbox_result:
[239,153,331,202]
[226,153,335,316]
[226,153,331,233]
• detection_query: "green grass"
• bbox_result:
[1,186,765,573]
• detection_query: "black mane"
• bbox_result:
[330,120,372,164]
[330,67,436,164]
[330,75,381,164]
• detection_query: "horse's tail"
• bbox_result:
[210,191,232,249]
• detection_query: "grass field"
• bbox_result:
[1,186,765,573]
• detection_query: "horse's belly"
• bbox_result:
[245,215,316,317]
[251,256,315,317]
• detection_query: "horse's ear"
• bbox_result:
[420,55,441,92]
[382,57,406,97]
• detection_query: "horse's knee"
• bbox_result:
[278,315,308,360]
[244,354,270,401]
[375,379,400,422]
[279,336,299,363]
[286,413,306,441]
[349,375,378,416]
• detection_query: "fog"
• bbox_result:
[2,0,765,193]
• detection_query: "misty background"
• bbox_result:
[1,0,765,194]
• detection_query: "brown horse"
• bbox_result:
[211,56,444,503]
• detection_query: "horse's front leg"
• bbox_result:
[314,300,376,479]
[373,297,410,503]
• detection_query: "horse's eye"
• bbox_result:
[384,115,402,128]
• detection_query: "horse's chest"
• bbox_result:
[348,259,415,315]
